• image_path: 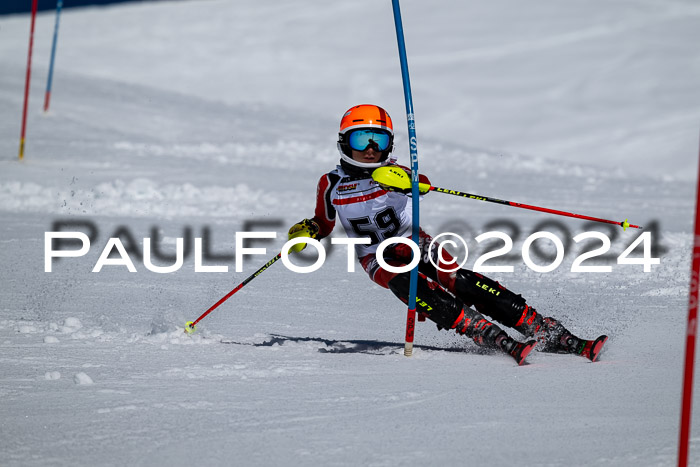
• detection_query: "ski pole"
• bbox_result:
[426,185,642,230]
[184,252,282,334]
[372,167,642,230]
[372,165,642,230]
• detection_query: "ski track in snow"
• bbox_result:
[1,0,699,466]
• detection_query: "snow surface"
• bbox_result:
[0,0,699,465]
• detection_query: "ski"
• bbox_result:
[579,335,608,362]
[553,334,608,362]
[507,339,537,366]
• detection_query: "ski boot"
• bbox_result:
[575,335,608,362]
[451,309,536,366]
[538,317,608,362]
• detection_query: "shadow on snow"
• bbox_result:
[220,333,492,355]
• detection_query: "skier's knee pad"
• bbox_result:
[453,270,529,327]
[387,272,463,330]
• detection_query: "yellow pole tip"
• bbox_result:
[184,322,196,334]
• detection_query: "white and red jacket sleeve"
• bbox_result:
[310,172,340,239]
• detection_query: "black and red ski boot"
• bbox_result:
[552,333,608,362]
[496,334,537,366]
[451,310,536,365]
[540,318,608,362]
[550,332,608,362]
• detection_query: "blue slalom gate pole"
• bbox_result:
[44,0,63,112]
[391,0,420,357]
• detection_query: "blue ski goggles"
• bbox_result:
[347,129,392,152]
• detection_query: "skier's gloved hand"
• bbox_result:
[372,166,431,195]
[378,183,432,195]
[417,183,431,194]
[287,219,320,253]
[377,183,411,194]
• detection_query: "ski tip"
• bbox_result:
[514,339,537,366]
[184,321,196,335]
[587,335,608,362]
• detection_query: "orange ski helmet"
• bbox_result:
[337,104,395,170]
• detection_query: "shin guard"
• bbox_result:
[453,270,534,329]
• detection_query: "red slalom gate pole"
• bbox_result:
[679,138,700,467]
[19,0,39,161]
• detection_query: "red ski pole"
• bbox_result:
[427,186,642,230]
[184,252,282,334]
[372,166,642,231]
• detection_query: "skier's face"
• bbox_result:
[351,146,383,164]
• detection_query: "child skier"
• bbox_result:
[288,104,607,365]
